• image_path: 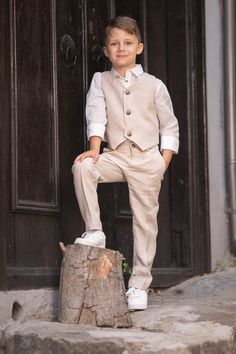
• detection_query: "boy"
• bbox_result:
[72,16,179,311]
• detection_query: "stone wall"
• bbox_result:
[0,289,58,324]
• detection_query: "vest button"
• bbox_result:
[126,109,131,115]
[127,131,132,137]
[125,89,130,95]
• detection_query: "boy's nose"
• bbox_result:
[118,43,125,51]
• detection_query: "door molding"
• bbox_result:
[9,0,59,215]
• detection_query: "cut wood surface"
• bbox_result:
[58,244,132,328]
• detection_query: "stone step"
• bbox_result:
[1,268,236,353]
[1,319,235,354]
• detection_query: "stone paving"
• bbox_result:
[1,268,236,353]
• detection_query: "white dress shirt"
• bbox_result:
[86,64,179,153]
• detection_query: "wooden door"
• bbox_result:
[94,0,210,286]
[0,0,85,289]
[0,0,210,290]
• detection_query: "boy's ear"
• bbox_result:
[137,43,144,55]
[103,46,109,57]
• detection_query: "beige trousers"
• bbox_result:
[72,140,165,290]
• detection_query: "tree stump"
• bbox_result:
[58,244,132,328]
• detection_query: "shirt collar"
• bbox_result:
[111,64,144,81]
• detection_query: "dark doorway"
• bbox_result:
[0,0,209,290]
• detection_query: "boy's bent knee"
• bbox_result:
[72,158,94,175]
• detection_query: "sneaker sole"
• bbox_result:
[74,239,105,248]
[128,305,147,311]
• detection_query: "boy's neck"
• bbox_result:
[113,64,136,77]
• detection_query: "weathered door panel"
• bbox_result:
[56,0,85,245]
[6,0,60,288]
[4,0,86,288]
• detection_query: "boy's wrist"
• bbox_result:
[89,136,102,152]
[162,149,173,168]
[90,148,100,155]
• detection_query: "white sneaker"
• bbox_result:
[126,287,148,311]
[74,230,106,248]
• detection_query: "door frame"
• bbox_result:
[0,0,10,290]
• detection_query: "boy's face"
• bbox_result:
[103,28,143,74]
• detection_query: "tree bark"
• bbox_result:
[58,244,132,328]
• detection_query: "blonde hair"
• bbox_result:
[105,16,142,44]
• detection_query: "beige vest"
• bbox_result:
[101,71,159,151]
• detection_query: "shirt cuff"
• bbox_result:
[87,123,106,140]
[160,135,179,154]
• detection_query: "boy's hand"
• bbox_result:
[162,149,173,170]
[74,149,99,164]
[74,136,102,165]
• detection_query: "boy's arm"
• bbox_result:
[155,80,179,162]
[74,72,106,165]
[86,72,107,143]
[73,136,102,164]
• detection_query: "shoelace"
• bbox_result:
[126,287,140,297]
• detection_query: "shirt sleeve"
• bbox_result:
[86,72,107,140]
[155,79,179,154]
